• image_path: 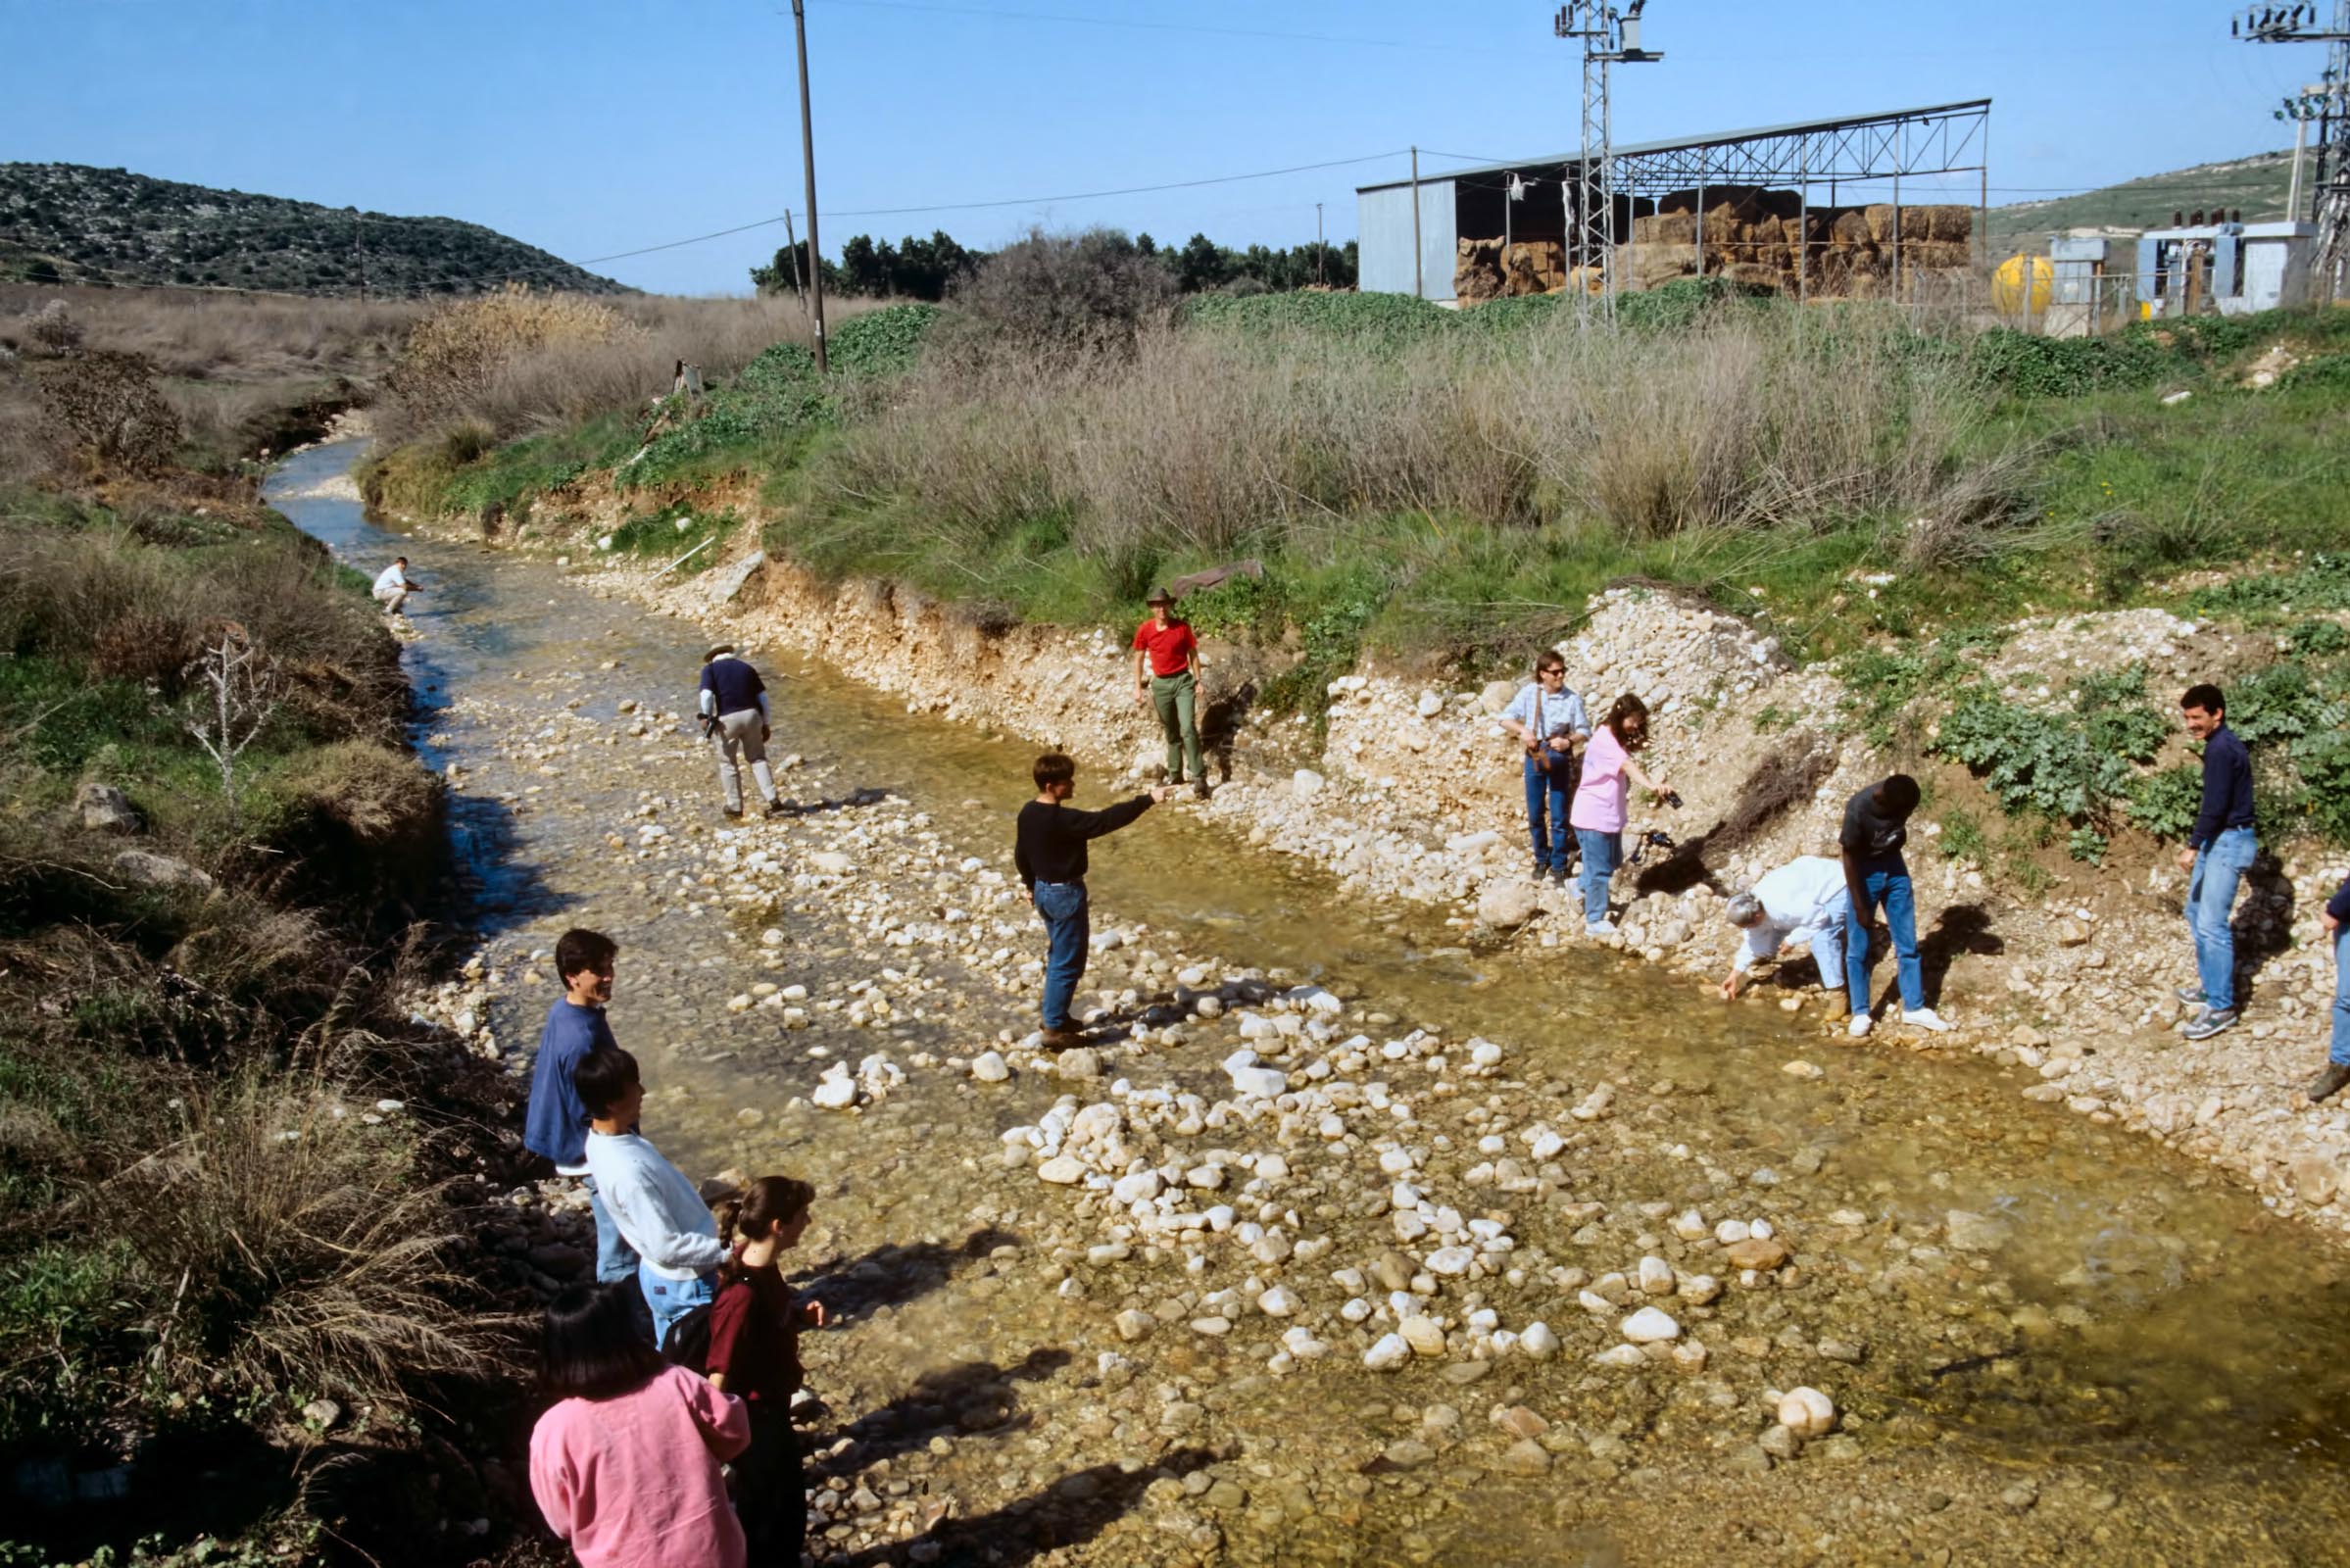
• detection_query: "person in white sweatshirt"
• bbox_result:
[574,1047,726,1349]
[1718,855,1852,1017]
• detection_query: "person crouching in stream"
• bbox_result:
[705,1176,824,1565]
[1014,753,1176,1049]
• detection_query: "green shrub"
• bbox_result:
[2127,763,2203,841]
[828,302,942,377]
[1938,808,1990,863]
[1934,693,2136,825]
[2288,617,2350,657]
[2293,729,2350,844]
[2279,352,2350,393]
[2067,825,2110,865]
[2229,662,2342,748]
[2071,664,2169,762]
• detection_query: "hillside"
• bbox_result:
[0,163,624,297]
[1987,148,2297,255]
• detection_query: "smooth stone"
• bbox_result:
[1620,1306,1681,1344]
[1778,1386,1836,1439]
[1037,1154,1086,1184]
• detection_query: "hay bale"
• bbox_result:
[1924,205,1974,243]
[1830,210,1871,245]
[1864,204,1899,243]
[1644,212,1697,246]
[1454,236,1505,302]
[1726,263,1787,293]
[1903,240,1972,270]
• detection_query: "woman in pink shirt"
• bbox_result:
[530,1282,751,1568]
[1569,693,1674,938]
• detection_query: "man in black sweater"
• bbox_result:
[2179,682,2256,1042]
[1014,754,1173,1048]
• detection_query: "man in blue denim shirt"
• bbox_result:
[522,928,640,1283]
[1014,754,1173,1049]
[2178,683,2256,1042]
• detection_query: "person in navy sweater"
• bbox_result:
[699,643,783,818]
[2177,684,2256,1042]
[523,928,640,1284]
[2308,874,2350,1102]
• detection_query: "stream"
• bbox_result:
[272,437,2350,1564]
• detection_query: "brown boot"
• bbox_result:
[1823,991,1850,1020]
[2308,1061,2350,1104]
[1039,1027,1079,1051]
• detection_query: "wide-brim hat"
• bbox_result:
[1145,586,1176,606]
[703,643,736,662]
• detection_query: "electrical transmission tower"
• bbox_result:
[1554,2,1662,321]
[2235,1,2350,300]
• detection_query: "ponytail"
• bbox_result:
[715,1174,815,1288]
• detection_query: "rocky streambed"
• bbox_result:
[275,439,2350,1565]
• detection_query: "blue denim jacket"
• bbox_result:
[522,999,617,1168]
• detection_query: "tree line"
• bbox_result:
[751,227,1359,301]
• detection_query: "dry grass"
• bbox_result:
[825,306,2028,570]
[115,1071,509,1414]
[381,289,849,444]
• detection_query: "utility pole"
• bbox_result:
[791,0,828,371]
[351,208,367,302]
[2236,1,2350,302]
[783,208,808,312]
[1316,202,1326,284]
[1410,146,1423,299]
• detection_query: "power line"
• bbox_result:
[822,0,1512,56]
[574,148,1408,264]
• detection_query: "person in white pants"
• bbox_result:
[371,557,418,615]
[698,643,781,817]
[1719,855,1852,1017]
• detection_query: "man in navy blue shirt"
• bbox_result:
[2178,683,2255,1042]
[522,928,639,1283]
[699,643,783,818]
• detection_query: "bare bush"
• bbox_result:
[116,1072,507,1412]
[383,284,640,437]
[38,350,183,472]
[181,625,279,806]
[940,228,1180,364]
[19,299,82,357]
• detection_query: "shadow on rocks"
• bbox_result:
[813,1347,1073,1477]
[793,1227,1023,1327]
[1918,902,2003,1007]
[833,1446,1216,1568]
[771,786,893,817]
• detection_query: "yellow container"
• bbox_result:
[1991,253,2053,315]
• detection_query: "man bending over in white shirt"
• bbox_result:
[575,1047,725,1349]
[1719,855,1852,1018]
[371,557,420,615]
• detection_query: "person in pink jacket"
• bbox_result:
[1568,692,1675,938]
[529,1281,751,1568]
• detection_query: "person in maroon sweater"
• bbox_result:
[706,1176,823,1564]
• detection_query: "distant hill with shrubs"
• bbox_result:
[0,163,625,297]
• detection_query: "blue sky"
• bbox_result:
[0,0,2317,294]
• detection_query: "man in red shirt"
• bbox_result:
[1131,586,1208,799]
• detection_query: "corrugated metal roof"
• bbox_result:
[1356,99,1994,194]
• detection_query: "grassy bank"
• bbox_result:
[0,381,525,1556]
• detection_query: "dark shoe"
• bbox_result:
[2308,1061,2350,1103]
[2180,1006,2238,1042]
[721,807,744,818]
[1547,864,1571,887]
[1195,778,1213,802]
[1039,1027,1079,1050]
[763,799,787,817]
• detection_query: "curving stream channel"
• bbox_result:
[273,438,2350,1564]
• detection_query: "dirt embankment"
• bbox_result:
[376,487,2350,1242]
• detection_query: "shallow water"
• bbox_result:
[273,439,2350,1557]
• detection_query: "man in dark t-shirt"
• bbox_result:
[1837,774,1951,1039]
[2178,682,2255,1041]
[1014,753,1173,1047]
[698,643,782,817]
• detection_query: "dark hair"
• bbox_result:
[2181,683,2226,717]
[718,1174,817,1287]
[572,1047,640,1120]
[1034,753,1076,790]
[1879,774,1922,816]
[555,928,617,986]
[1534,650,1565,674]
[394,556,408,565]
[541,1282,665,1400]
[1603,692,1650,750]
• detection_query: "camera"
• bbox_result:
[1660,790,1684,809]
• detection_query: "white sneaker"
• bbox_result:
[1901,1006,1953,1033]
[1585,919,1619,938]
[1847,1012,1874,1038]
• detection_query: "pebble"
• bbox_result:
[1620,1306,1681,1344]
[1777,1386,1836,1439]
[970,1051,1010,1083]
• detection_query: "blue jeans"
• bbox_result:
[1843,857,1923,1016]
[2185,826,2255,1013]
[1035,881,1089,1031]
[639,1264,715,1352]
[582,1175,641,1285]
[1576,828,1622,926]
[1523,756,1572,871]
[2331,926,2350,1067]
